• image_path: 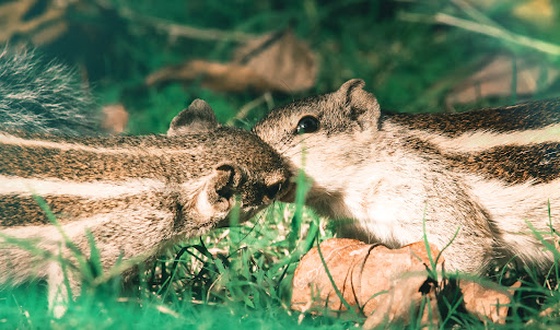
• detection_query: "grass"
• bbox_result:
[0,170,337,328]
[0,203,331,329]
[2,173,560,329]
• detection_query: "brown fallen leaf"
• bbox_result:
[291,238,443,328]
[145,60,271,92]
[146,29,317,93]
[102,104,129,134]
[0,0,68,45]
[292,238,516,328]
[459,279,516,324]
[469,0,555,26]
[446,55,560,105]
[233,29,317,93]
[513,0,555,26]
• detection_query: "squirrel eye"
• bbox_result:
[296,115,320,134]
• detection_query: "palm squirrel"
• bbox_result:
[0,49,291,316]
[254,79,560,275]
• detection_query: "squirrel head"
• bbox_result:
[254,78,381,150]
[169,99,290,225]
[254,79,381,142]
[253,79,382,204]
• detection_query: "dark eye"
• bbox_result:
[296,115,320,134]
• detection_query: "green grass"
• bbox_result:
[3,177,560,329]
[0,203,343,329]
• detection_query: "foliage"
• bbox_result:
[6,0,555,131]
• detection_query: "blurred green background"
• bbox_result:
[5,0,559,134]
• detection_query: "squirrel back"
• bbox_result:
[0,48,101,136]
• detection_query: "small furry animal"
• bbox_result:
[254,79,560,275]
[0,49,291,316]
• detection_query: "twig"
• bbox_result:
[451,0,499,28]
[226,92,272,125]
[434,13,560,56]
[95,0,257,43]
[399,11,560,56]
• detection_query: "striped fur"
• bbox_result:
[0,128,288,226]
[0,100,290,316]
[254,79,560,274]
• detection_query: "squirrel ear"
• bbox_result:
[184,163,247,226]
[167,99,220,136]
[336,79,381,130]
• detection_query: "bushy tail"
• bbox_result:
[0,48,101,136]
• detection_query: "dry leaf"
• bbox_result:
[469,0,555,26]
[233,29,317,93]
[446,55,560,105]
[513,0,555,26]
[291,238,443,328]
[292,238,517,328]
[102,104,129,134]
[459,279,516,324]
[0,0,68,45]
[145,60,270,92]
[146,29,317,93]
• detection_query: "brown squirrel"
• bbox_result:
[0,49,291,316]
[254,79,560,275]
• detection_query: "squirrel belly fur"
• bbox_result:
[254,79,560,275]
[0,49,291,316]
